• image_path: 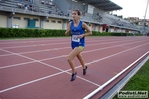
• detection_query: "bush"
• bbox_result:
[0,28,142,38]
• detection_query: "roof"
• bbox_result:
[78,0,122,11]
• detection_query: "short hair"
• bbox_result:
[73,9,81,16]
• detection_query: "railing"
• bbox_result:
[83,51,149,99]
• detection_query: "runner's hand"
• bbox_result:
[65,32,69,36]
[77,34,84,38]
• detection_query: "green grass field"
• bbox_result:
[113,60,149,99]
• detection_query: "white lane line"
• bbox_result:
[0,42,69,49]
[0,38,68,44]
[0,39,70,44]
[0,40,146,57]
[85,43,149,65]
[0,38,125,49]
[0,42,148,93]
[0,39,125,57]
[0,39,148,69]
[3,51,100,86]
[83,51,149,99]
[0,39,142,57]
[0,40,123,57]
[0,50,101,93]
[0,61,36,69]
[0,71,65,93]
[65,71,100,86]
[39,40,148,62]
[0,49,64,72]
[0,37,114,44]
[0,49,100,86]
[0,37,144,45]
[39,61,100,87]
[65,43,149,71]
[0,53,15,57]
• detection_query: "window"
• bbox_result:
[13,17,20,20]
[45,20,49,22]
[51,20,56,23]
[57,21,62,23]
[33,18,38,21]
[24,18,30,21]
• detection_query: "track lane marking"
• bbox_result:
[0,39,148,69]
[0,42,148,93]
[0,39,144,57]
[0,38,128,49]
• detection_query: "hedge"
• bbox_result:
[0,28,142,38]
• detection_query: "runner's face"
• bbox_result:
[72,11,79,20]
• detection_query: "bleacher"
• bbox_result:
[0,0,18,8]
[0,0,59,15]
[107,13,140,30]
[0,0,145,32]
[33,0,57,14]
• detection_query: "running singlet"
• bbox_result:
[70,21,85,49]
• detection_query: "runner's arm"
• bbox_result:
[65,22,71,36]
[82,22,92,36]
[78,22,92,38]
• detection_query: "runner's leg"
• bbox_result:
[76,53,85,69]
[67,47,82,74]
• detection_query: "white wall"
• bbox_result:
[44,18,62,29]
[12,14,40,28]
[0,15,7,27]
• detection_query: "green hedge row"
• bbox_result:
[0,28,66,38]
[0,28,142,38]
[92,31,142,36]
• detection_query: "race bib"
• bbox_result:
[72,35,80,42]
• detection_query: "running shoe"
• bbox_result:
[83,66,88,75]
[70,72,77,81]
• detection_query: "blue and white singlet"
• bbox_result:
[70,20,85,49]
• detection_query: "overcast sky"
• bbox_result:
[111,0,149,19]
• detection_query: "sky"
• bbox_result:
[111,0,149,19]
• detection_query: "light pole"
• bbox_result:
[142,0,149,34]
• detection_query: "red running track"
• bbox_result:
[0,37,149,99]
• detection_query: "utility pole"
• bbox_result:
[142,0,149,34]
